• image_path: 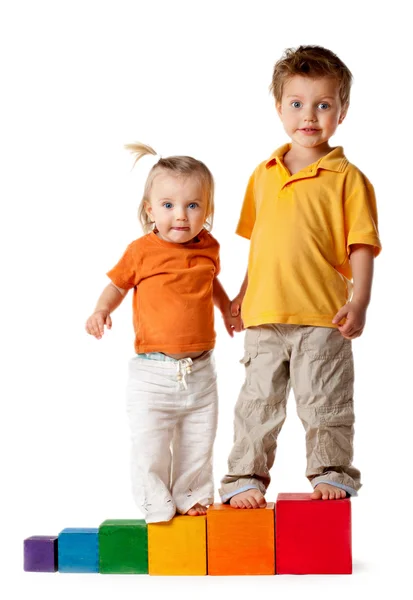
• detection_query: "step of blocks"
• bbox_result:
[58,528,99,573]
[275,493,352,574]
[207,503,275,575]
[24,536,58,572]
[98,519,148,574]
[148,514,207,575]
[24,496,353,575]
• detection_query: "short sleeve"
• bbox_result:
[236,171,256,239]
[206,232,220,276]
[106,242,141,289]
[344,175,382,257]
[215,251,221,276]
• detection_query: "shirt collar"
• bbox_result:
[265,144,348,173]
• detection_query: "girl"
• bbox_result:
[86,143,240,523]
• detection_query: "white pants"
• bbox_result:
[126,351,218,523]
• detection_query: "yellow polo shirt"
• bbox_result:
[237,144,382,328]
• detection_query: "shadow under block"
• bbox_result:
[24,536,58,572]
[99,520,148,574]
[275,493,352,574]
[148,515,206,575]
[58,528,98,573]
[207,503,275,575]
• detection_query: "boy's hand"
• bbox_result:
[221,297,244,337]
[85,310,112,340]
[230,294,244,328]
[332,301,367,340]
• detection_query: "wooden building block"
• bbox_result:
[24,536,58,572]
[148,515,206,575]
[207,503,275,575]
[58,528,99,573]
[98,519,148,574]
[276,493,352,574]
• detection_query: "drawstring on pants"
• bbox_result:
[176,358,193,390]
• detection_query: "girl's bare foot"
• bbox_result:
[311,483,347,500]
[229,489,267,509]
[186,503,207,516]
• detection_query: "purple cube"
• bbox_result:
[24,536,58,572]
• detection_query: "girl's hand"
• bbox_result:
[222,311,243,337]
[332,301,367,340]
[85,310,112,340]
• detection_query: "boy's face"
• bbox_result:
[145,172,208,244]
[276,75,347,150]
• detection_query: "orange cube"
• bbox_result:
[207,503,275,575]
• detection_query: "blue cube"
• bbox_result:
[58,528,99,573]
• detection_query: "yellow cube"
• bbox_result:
[148,515,206,575]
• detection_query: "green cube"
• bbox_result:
[98,520,148,574]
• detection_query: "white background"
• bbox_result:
[1,0,410,597]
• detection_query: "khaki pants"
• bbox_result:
[219,324,360,501]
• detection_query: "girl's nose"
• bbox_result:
[176,209,188,221]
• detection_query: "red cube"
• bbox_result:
[276,493,352,574]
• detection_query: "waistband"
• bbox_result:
[136,351,210,363]
[134,351,213,390]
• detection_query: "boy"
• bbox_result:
[220,46,381,507]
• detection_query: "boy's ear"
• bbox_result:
[276,101,283,117]
[338,103,349,124]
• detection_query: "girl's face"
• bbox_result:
[145,172,208,244]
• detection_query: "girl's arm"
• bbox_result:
[213,277,243,336]
[85,283,128,339]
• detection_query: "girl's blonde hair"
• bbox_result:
[125,142,215,234]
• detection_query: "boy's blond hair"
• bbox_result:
[270,45,353,107]
[125,143,215,234]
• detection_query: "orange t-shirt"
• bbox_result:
[107,229,220,354]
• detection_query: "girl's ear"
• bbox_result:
[144,201,153,221]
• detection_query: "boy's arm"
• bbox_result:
[332,244,374,339]
[213,277,243,337]
[231,269,248,317]
[86,282,128,339]
[349,244,374,306]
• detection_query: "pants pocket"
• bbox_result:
[302,326,351,359]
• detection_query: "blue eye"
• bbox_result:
[318,102,329,110]
[291,101,302,108]
[163,202,173,209]
[188,203,199,209]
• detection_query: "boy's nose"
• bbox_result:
[304,113,317,123]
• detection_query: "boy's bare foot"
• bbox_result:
[186,503,207,516]
[311,483,347,500]
[229,489,267,509]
